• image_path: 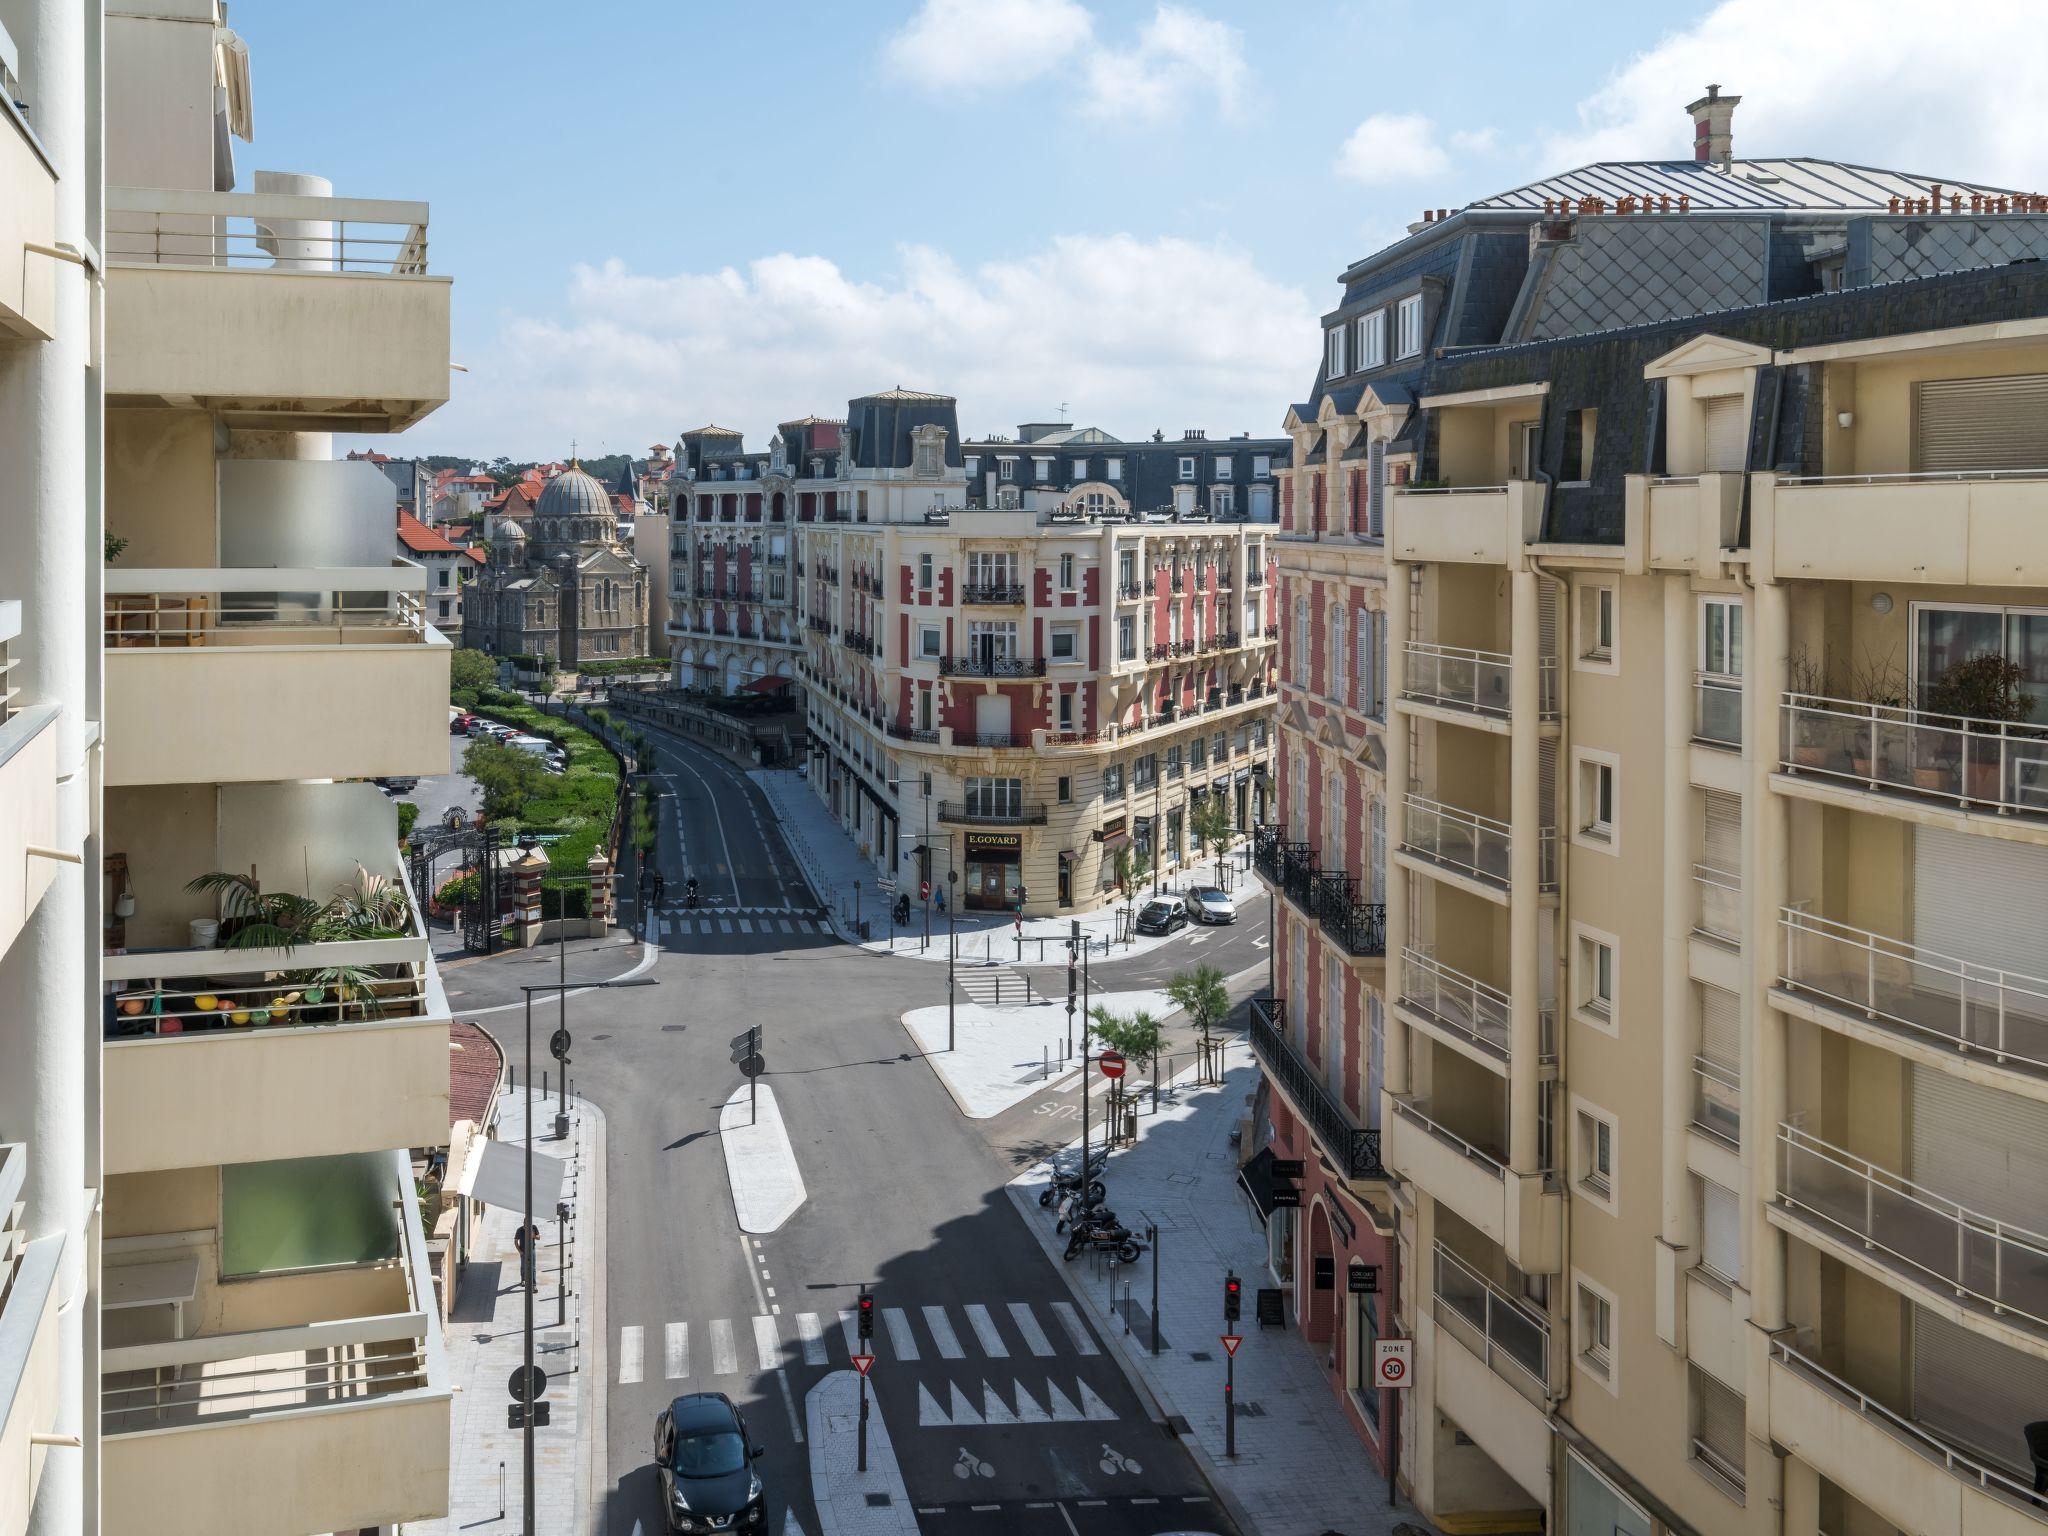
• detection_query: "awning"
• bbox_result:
[743,675,792,694]
[458,1136,566,1212]
[1237,1146,1278,1226]
[1098,829,1129,850]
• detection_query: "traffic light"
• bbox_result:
[857,1292,875,1341]
[1224,1272,1242,1322]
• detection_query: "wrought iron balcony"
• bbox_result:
[1312,870,1387,959]
[937,800,1048,826]
[1248,997,1383,1180]
[939,655,1046,678]
[962,582,1026,605]
[1252,824,1284,883]
[1118,582,1146,601]
[1279,839,1318,909]
[885,722,940,744]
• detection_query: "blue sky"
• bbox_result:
[246,0,2039,459]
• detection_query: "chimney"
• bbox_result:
[1686,84,1740,168]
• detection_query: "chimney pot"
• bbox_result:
[1685,83,1741,168]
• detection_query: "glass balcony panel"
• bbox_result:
[1398,948,1511,1061]
[1782,692,2048,818]
[1694,674,1742,747]
[1432,1241,1549,1404]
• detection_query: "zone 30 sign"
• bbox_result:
[1374,1337,1413,1389]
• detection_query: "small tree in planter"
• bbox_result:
[1844,652,1909,784]
[1923,652,2030,804]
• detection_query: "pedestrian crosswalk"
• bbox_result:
[955,966,1034,1007]
[615,1298,1103,1387]
[913,1377,1119,1428]
[653,912,834,938]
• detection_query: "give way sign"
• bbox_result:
[1374,1337,1413,1389]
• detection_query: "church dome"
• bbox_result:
[537,464,613,527]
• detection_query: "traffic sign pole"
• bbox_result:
[857,1367,869,1473]
[1225,1339,1236,1457]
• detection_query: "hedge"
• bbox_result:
[467,699,624,898]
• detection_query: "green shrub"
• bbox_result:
[396,801,420,842]
[449,648,496,694]
[451,688,479,710]
[436,872,479,907]
[541,882,591,919]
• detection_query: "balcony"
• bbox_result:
[1311,871,1387,961]
[101,1149,450,1536]
[1387,1095,1512,1245]
[1398,642,1557,729]
[1431,1244,1555,1507]
[0,1144,63,1536]
[0,100,57,341]
[0,603,62,961]
[1766,470,2048,588]
[1117,582,1146,601]
[1433,1241,1551,1406]
[1775,907,2048,1094]
[1779,692,2048,830]
[939,655,1046,678]
[937,800,1048,826]
[1248,998,1383,1181]
[1397,794,1551,898]
[1774,1123,2048,1350]
[961,582,1026,605]
[1695,674,1743,748]
[1388,484,1522,567]
[105,187,449,431]
[1644,474,1744,571]
[1397,949,1512,1066]
[103,565,452,788]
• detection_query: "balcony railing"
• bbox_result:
[1400,642,1557,721]
[1278,839,1317,908]
[0,599,17,723]
[937,800,1049,826]
[1390,1095,1509,1179]
[1311,870,1387,958]
[1692,1055,1740,1145]
[104,566,430,647]
[961,582,1026,605]
[1401,794,1533,891]
[939,655,1046,678]
[1782,691,2048,819]
[963,732,1030,750]
[1695,674,1742,747]
[1248,997,1383,1180]
[1433,1241,1550,1405]
[1251,824,1284,883]
[106,187,429,274]
[1399,948,1511,1062]
[1778,907,2048,1079]
[885,722,940,744]
[1692,862,1742,945]
[1118,582,1146,601]
[1777,1121,2048,1334]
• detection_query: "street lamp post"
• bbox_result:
[518,972,659,1536]
[947,868,958,1052]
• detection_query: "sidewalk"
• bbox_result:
[414,1077,607,1536]
[1010,1038,1409,1536]
[753,763,1255,964]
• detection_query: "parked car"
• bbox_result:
[654,1393,765,1534]
[1134,898,1188,936]
[374,775,419,794]
[1184,886,1236,925]
[449,710,475,735]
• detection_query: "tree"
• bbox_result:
[1091,1003,1165,1121]
[1111,844,1134,895]
[449,647,496,695]
[464,737,545,820]
[1191,797,1237,886]
[1166,963,1230,1084]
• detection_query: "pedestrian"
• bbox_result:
[653,872,666,905]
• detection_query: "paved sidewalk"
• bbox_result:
[902,987,1171,1119]
[414,1079,607,1536]
[1010,1038,1407,1536]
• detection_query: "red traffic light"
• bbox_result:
[857,1294,875,1339]
[1224,1273,1242,1321]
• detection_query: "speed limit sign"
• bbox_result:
[1374,1338,1413,1389]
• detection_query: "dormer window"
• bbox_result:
[912,423,948,478]
[1327,325,1348,377]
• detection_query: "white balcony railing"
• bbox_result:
[106,187,429,275]
[1401,794,1553,892]
[1778,907,2048,1077]
[1694,673,1742,748]
[1399,948,1511,1062]
[1777,1122,2048,1333]
[1390,1095,1510,1180]
[1432,1241,1551,1405]
[1781,691,2048,819]
[104,564,431,648]
[1692,862,1742,945]
[1399,642,1558,721]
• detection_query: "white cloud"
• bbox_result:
[884,0,1094,88]
[886,0,1248,125]
[1543,0,2045,186]
[419,236,1316,459]
[1335,112,1451,183]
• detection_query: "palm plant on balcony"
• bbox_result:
[186,865,415,1025]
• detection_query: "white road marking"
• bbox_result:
[739,918,754,934]
[1050,1302,1099,1356]
[709,1318,739,1377]
[963,1304,1008,1358]
[979,1381,1017,1425]
[1007,1302,1056,1357]
[618,1325,644,1384]
[917,1383,950,1426]
[664,1322,688,1379]
[753,1314,781,1372]
[945,1382,983,1426]
[1044,1382,1085,1422]
[882,1306,920,1361]
[783,1510,807,1536]
[922,1305,965,1359]
[796,1312,827,1366]
[1012,1381,1050,1423]
[1079,1382,1118,1421]
[838,1308,859,1357]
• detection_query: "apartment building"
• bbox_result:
[92,5,455,1532]
[797,392,1278,915]
[1258,82,2048,1508]
[0,3,102,1532]
[398,509,483,634]
[1384,250,2048,1536]
[963,421,1286,523]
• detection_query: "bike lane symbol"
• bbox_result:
[1099,1444,1142,1476]
[954,1448,994,1479]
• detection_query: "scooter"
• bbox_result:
[1038,1158,1108,1210]
[1063,1217,1142,1264]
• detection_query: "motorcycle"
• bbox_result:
[684,879,699,910]
[1063,1217,1142,1264]
[1038,1161,1107,1210]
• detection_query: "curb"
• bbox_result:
[583,1091,610,1536]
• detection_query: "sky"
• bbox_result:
[244,0,2047,461]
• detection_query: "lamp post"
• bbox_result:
[518,972,659,1536]
[947,868,958,1052]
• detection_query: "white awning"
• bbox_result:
[458,1136,565,1212]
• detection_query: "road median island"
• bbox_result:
[719,1081,807,1233]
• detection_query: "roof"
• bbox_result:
[1465,157,2019,215]
[681,424,744,438]
[854,386,955,403]
[397,510,471,555]
[448,1020,502,1131]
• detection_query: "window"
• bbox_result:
[1190,734,1207,769]
[1697,1176,1741,1285]
[1252,454,1271,478]
[1575,749,1618,851]
[1578,582,1617,670]
[1576,1277,1616,1388]
[1395,294,1424,358]
[1070,459,1089,483]
[1034,457,1052,482]
[1574,1099,1618,1213]
[965,455,979,478]
[1329,609,1348,703]
[919,554,934,591]
[1103,763,1124,799]
[1118,615,1136,661]
[1133,753,1157,790]
[963,777,1023,818]
[1058,690,1074,730]
[1059,552,1075,590]
[1211,485,1235,518]
[1178,456,1197,480]
[1106,458,1122,482]
[1327,325,1348,377]
[1699,596,1743,679]
[998,458,1016,482]
[1575,925,1618,1035]
[1118,550,1136,589]
[1690,1366,1746,1499]
[437,567,451,588]
[1324,952,1346,1096]
[1292,595,1311,688]
[1560,407,1597,484]
[918,625,942,659]
[1355,607,1376,716]
[1357,308,1387,369]
[1058,774,1072,804]
[1051,624,1079,662]
[1214,456,1233,479]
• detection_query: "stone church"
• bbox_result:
[463,460,649,665]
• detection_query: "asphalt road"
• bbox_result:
[550,725,1239,1536]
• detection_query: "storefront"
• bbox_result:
[962,831,1022,910]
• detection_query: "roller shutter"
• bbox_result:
[1698,985,1740,1072]
[1702,792,1742,873]
[1912,826,2048,974]
[1913,374,2048,473]
[1703,395,1748,472]
[1912,1307,2048,1476]
[1909,1066,2048,1232]
[1692,1365,1746,1480]
[1699,1177,1741,1283]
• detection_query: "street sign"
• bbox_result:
[851,1354,875,1378]
[550,1028,571,1062]
[878,878,896,894]
[1374,1338,1413,1388]
[729,1028,759,1054]
[508,1365,548,1403]
[1268,1182,1301,1208]
[1349,1264,1380,1295]
[1220,1334,1242,1357]
[738,1053,766,1079]
[1270,1158,1306,1179]
[920,880,931,901]
[507,1401,553,1428]
[1098,1050,1127,1079]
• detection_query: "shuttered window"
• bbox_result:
[1698,1176,1740,1282]
[1913,1306,2048,1478]
[1913,374,2048,473]
[1910,1066,2048,1233]
[1913,825,2048,978]
[1702,791,1741,871]
[1690,1364,1746,1496]
[1366,440,1386,536]
[1703,394,1747,472]
[1698,985,1740,1071]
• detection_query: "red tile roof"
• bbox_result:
[448,1020,503,1131]
[397,509,471,555]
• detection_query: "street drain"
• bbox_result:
[1189,1351,1213,1362]
[864,1493,892,1507]
[661,1024,687,1033]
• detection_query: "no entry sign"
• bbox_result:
[1098,1050,1127,1079]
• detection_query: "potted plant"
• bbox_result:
[1922,652,2030,805]
[1845,653,1909,784]
[1786,648,1836,770]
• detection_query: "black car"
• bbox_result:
[1134,897,1188,936]
[654,1393,765,1532]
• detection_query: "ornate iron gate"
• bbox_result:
[409,823,503,956]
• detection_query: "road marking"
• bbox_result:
[664,749,739,900]
[917,1383,949,1426]
[664,1322,688,1379]
[963,1304,1008,1358]
[1044,1382,1085,1422]
[882,1306,920,1361]
[1056,1504,1082,1536]
[945,1382,982,1426]
[1007,1302,1056,1356]
[753,1314,781,1372]
[739,918,754,934]
[1049,1302,1099,1356]
[838,1308,859,1356]
[1079,1382,1118,1421]
[709,1318,739,1376]
[923,1305,965,1359]
[618,1325,644,1384]
[1011,1381,1050,1423]
[980,1380,1018,1426]
[796,1312,827,1366]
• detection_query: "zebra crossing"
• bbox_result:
[651,908,833,939]
[615,1298,1104,1388]
[955,966,1035,1007]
